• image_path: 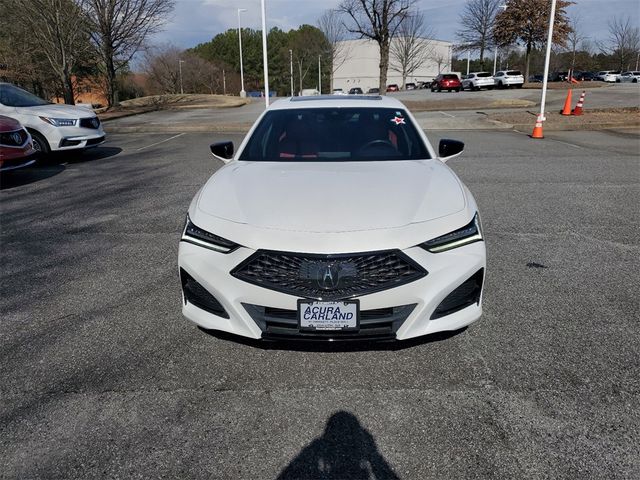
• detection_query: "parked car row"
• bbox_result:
[428,71,525,92]
[0,83,106,172]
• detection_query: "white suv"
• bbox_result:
[618,71,640,83]
[461,72,495,91]
[0,83,105,155]
[596,71,621,82]
[493,70,525,88]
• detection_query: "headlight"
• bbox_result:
[181,216,238,253]
[421,213,483,253]
[39,116,77,127]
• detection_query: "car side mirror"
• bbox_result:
[210,141,234,162]
[438,139,465,162]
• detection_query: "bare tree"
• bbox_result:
[429,50,449,74]
[389,12,434,88]
[318,9,350,92]
[457,0,502,70]
[3,0,91,104]
[338,0,416,93]
[80,0,175,107]
[565,15,585,74]
[599,16,640,71]
[145,44,237,95]
[144,44,182,94]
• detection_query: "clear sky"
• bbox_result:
[154,0,640,50]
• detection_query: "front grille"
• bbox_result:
[431,269,484,319]
[80,117,100,129]
[0,129,28,147]
[244,303,416,340]
[232,250,427,300]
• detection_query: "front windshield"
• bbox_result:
[239,107,430,162]
[0,84,51,107]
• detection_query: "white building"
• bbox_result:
[332,38,453,92]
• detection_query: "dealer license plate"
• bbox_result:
[298,300,359,331]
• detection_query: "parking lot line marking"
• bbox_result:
[136,133,185,151]
[548,138,584,149]
[438,111,456,118]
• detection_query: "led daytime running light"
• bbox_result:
[181,217,238,253]
[422,214,483,253]
[39,116,77,127]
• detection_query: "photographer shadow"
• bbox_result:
[277,411,400,480]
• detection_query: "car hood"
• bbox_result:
[0,115,22,131]
[196,160,466,233]
[15,104,95,119]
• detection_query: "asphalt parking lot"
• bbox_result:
[1,127,639,478]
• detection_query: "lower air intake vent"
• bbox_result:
[431,269,484,319]
[243,303,416,340]
[181,269,229,318]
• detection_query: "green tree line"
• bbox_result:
[188,25,332,96]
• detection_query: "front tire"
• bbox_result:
[28,130,51,157]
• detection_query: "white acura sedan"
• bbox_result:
[0,83,105,155]
[178,95,486,341]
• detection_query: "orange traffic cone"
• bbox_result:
[531,114,544,139]
[573,91,586,116]
[561,89,573,115]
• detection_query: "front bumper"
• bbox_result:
[0,152,36,171]
[178,241,486,341]
[36,122,106,151]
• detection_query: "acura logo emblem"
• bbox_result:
[300,260,358,291]
[321,264,339,289]
[10,132,22,144]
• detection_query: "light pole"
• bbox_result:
[237,8,247,98]
[260,0,269,107]
[536,0,558,137]
[179,59,185,94]
[493,4,507,75]
[318,55,321,93]
[289,49,294,97]
[467,48,471,75]
[493,47,498,75]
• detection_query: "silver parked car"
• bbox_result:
[618,71,640,83]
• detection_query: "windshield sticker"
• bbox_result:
[391,116,405,125]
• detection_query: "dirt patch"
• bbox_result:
[98,94,249,122]
[404,98,535,111]
[522,82,608,90]
[489,107,640,130]
[119,94,248,109]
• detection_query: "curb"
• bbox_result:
[105,123,254,134]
